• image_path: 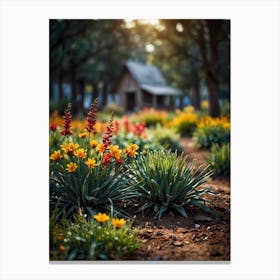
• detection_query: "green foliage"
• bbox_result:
[193,126,230,149]
[207,143,230,177]
[50,156,135,218]
[112,132,160,153]
[103,103,125,117]
[148,125,183,153]
[129,150,214,219]
[176,121,197,137]
[50,209,139,260]
[220,101,230,117]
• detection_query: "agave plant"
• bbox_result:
[129,150,214,219]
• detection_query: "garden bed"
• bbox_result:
[125,137,230,261]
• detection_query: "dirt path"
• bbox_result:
[125,137,230,261]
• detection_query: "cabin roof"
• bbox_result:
[125,60,182,96]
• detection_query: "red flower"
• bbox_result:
[102,117,113,149]
[50,123,57,131]
[86,99,98,134]
[61,103,72,136]
[112,120,120,135]
[123,116,132,133]
[133,122,146,137]
[116,157,123,164]
[102,153,112,165]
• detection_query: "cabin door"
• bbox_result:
[126,91,136,111]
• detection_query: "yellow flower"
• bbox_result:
[96,143,106,154]
[60,142,79,155]
[59,245,66,251]
[124,143,139,157]
[79,131,88,138]
[85,157,99,169]
[90,139,99,148]
[201,100,209,109]
[109,145,122,159]
[74,148,87,159]
[50,150,63,161]
[112,217,126,229]
[93,213,110,223]
[66,162,78,173]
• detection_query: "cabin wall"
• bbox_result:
[115,69,143,111]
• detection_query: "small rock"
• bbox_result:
[142,239,148,243]
[184,241,189,245]
[148,245,151,250]
[147,229,153,234]
[173,241,183,246]
[207,226,211,230]
[156,245,161,250]
[194,224,201,229]
[156,231,163,236]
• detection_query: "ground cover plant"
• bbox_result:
[193,116,230,148]
[148,124,183,153]
[207,143,230,177]
[167,106,198,136]
[50,208,139,260]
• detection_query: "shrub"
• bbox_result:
[148,125,183,153]
[102,103,125,117]
[168,106,198,136]
[50,208,139,260]
[207,143,230,177]
[131,107,169,127]
[194,116,230,149]
[129,150,214,219]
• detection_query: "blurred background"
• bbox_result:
[50,19,230,117]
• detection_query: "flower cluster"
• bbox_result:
[93,213,126,229]
[61,103,72,136]
[198,116,230,130]
[86,99,98,134]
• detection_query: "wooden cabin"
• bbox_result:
[113,61,182,111]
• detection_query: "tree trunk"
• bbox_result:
[197,20,220,117]
[58,73,64,100]
[71,72,77,114]
[91,81,98,104]
[206,75,220,117]
[101,81,108,109]
[191,69,201,110]
[78,79,85,113]
[207,20,220,117]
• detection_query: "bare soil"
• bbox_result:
[124,137,230,261]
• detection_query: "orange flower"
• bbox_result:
[61,142,79,155]
[85,157,99,169]
[59,245,66,251]
[74,148,87,159]
[112,217,126,229]
[96,143,106,154]
[90,140,99,148]
[93,213,110,223]
[50,150,63,161]
[66,162,78,173]
[109,145,122,160]
[79,131,88,138]
[124,143,139,157]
